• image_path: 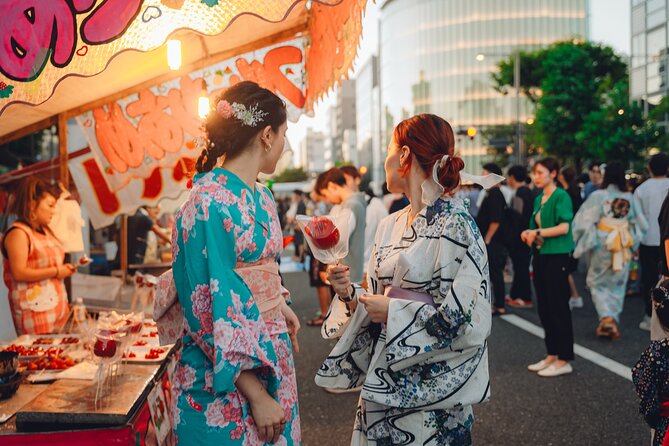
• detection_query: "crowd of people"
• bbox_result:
[10,80,669,444]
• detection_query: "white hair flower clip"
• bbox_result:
[216,99,268,127]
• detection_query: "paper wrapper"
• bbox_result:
[296,213,350,265]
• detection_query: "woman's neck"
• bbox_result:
[220,152,261,191]
[543,181,557,197]
[405,172,428,224]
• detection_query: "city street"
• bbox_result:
[282,260,651,445]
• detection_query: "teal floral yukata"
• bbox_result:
[171,167,300,445]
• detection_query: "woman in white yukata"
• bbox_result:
[573,160,647,339]
[317,114,501,445]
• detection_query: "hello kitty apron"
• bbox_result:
[2,222,69,334]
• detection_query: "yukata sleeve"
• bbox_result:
[573,191,604,259]
[316,236,382,388]
[632,343,663,429]
[321,221,381,340]
[385,213,489,372]
[630,194,648,251]
[201,202,278,395]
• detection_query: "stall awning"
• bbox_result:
[0,0,367,139]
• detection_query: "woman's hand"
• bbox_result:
[56,264,76,279]
[249,392,286,443]
[520,229,536,248]
[358,294,390,323]
[326,264,351,297]
[280,302,300,353]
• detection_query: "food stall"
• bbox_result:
[0,0,367,443]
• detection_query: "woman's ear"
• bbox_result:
[400,145,411,164]
[262,125,273,142]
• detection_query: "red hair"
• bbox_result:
[393,114,464,195]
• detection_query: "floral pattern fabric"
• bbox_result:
[316,197,491,445]
[171,167,300,445]
[633,338,669,446]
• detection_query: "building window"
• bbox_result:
[633,34,647,68]
[633,4,646,34]
[648,8,667,29]
[632,67,646,97]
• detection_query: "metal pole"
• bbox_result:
[514,51,522,166]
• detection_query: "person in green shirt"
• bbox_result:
[521,158,575,377]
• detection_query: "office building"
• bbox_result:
[379,0,588,171]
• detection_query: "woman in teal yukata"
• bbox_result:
[573,161,647,340]
[171,81,301,445]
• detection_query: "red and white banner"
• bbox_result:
[68,150,194,229]
[71,38,306,227]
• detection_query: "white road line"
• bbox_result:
[500,314,632,382]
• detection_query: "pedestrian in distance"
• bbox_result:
[634,153,669,332]
[476,162,508,315]
[573,161,647,340]
[522,157,576,377]
[505,164,535,309]
[316,167,367,286]
[558,165,585,310]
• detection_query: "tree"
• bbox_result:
[577,81,661,169]
[272,167,309,183]
[492,41,629,169]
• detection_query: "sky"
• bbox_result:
[286,0,632,166]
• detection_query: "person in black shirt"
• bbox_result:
[559,166,585,309]
[126,207,171,267]
[506,165,534,308]
[476,163,508,315]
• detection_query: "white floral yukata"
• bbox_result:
[316,197,491,445]
[171,168,300,445]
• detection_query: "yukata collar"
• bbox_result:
[413,196,467,226]
[193,167,258,196]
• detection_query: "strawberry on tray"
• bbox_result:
[21,354,77,371]
[2,345,45,357]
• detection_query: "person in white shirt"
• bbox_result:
[339,166,388,287]
[316,168,367,285]
[634,153,669,331]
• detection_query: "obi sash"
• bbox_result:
[597,217,634,272]
[233,260,285,314]
[383,286,436,307]
[153,261,286,346]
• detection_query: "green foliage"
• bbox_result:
[492,40,645,169]
[535,42,600,167]
[272,167,309,183]
[577,81,662,169]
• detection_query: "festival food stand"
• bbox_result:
[0,0,366,443]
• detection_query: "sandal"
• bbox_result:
[596,317,621,340]
[307,317,325,326]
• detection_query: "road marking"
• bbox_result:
[500,314,632,382]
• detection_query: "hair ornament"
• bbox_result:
[216,99,268,127]
[420,154,505,205]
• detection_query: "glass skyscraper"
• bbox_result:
[379,0,589,172]
[630,0,669,127]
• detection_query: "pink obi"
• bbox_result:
[234,260,286,318]
[153,261,287,345]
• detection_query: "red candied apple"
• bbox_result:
[93,338,117,358]
[305,217,340,250]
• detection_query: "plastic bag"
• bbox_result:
[296,213,350,265]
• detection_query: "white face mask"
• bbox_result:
[420,154,505,205]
